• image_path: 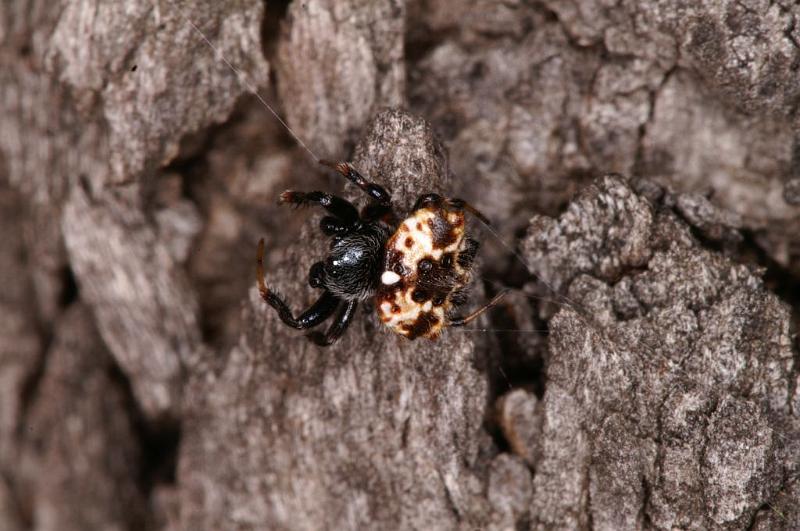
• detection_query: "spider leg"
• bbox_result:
[457,238,480,269]
[309,261,325,288]
[360,203,395,225]
[306,299,358,346]
[257,239,340,329]
[319,160,391,205]
[279,191,360,225]
[412,193,444,211]
[447,291,507,327]
[449,287,469,307]
[446,198,491,225]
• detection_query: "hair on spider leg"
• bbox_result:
[277,191,301,206]
[255,238,269,300]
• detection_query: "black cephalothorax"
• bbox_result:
[323,224,391,300]
[257,160,505,346]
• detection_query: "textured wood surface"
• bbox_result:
[1,0,799,529]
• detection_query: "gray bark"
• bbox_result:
[1,0,798,530]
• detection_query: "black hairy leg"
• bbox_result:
[307,299,358,346]
[279,190,360,225]
[319,160,392,205]
[309,261,325,288]
[257,239,340,329]
[360,203,395,225]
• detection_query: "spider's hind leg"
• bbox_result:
[458,238,480,269]
[256,239,340,329]
[306,300,358,346]
[447,291,507,327]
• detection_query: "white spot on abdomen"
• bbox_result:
[381,271,401,285]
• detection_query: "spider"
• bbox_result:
[256,160,506,346]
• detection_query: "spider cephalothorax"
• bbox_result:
[257,160,504,346]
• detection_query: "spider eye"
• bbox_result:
[326,257,342,278]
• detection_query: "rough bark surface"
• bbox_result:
[178,109,492,530]
[1,1,799,530]
[522,176,799,529]
[18,305,147,531]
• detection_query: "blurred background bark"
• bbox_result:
[1,0,799,529]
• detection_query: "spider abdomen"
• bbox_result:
[376,204,471,339]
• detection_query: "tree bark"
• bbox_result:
[1,1,798,529]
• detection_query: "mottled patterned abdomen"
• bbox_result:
[376,204,471,339]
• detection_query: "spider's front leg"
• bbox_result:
[279,191,360,226]
[319,160,392,205]
[256,239,340,329]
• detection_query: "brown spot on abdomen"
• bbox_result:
[411,289,430,303]
[428,213,459,249]
[401,311,440,340]
[384,248,406,277]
